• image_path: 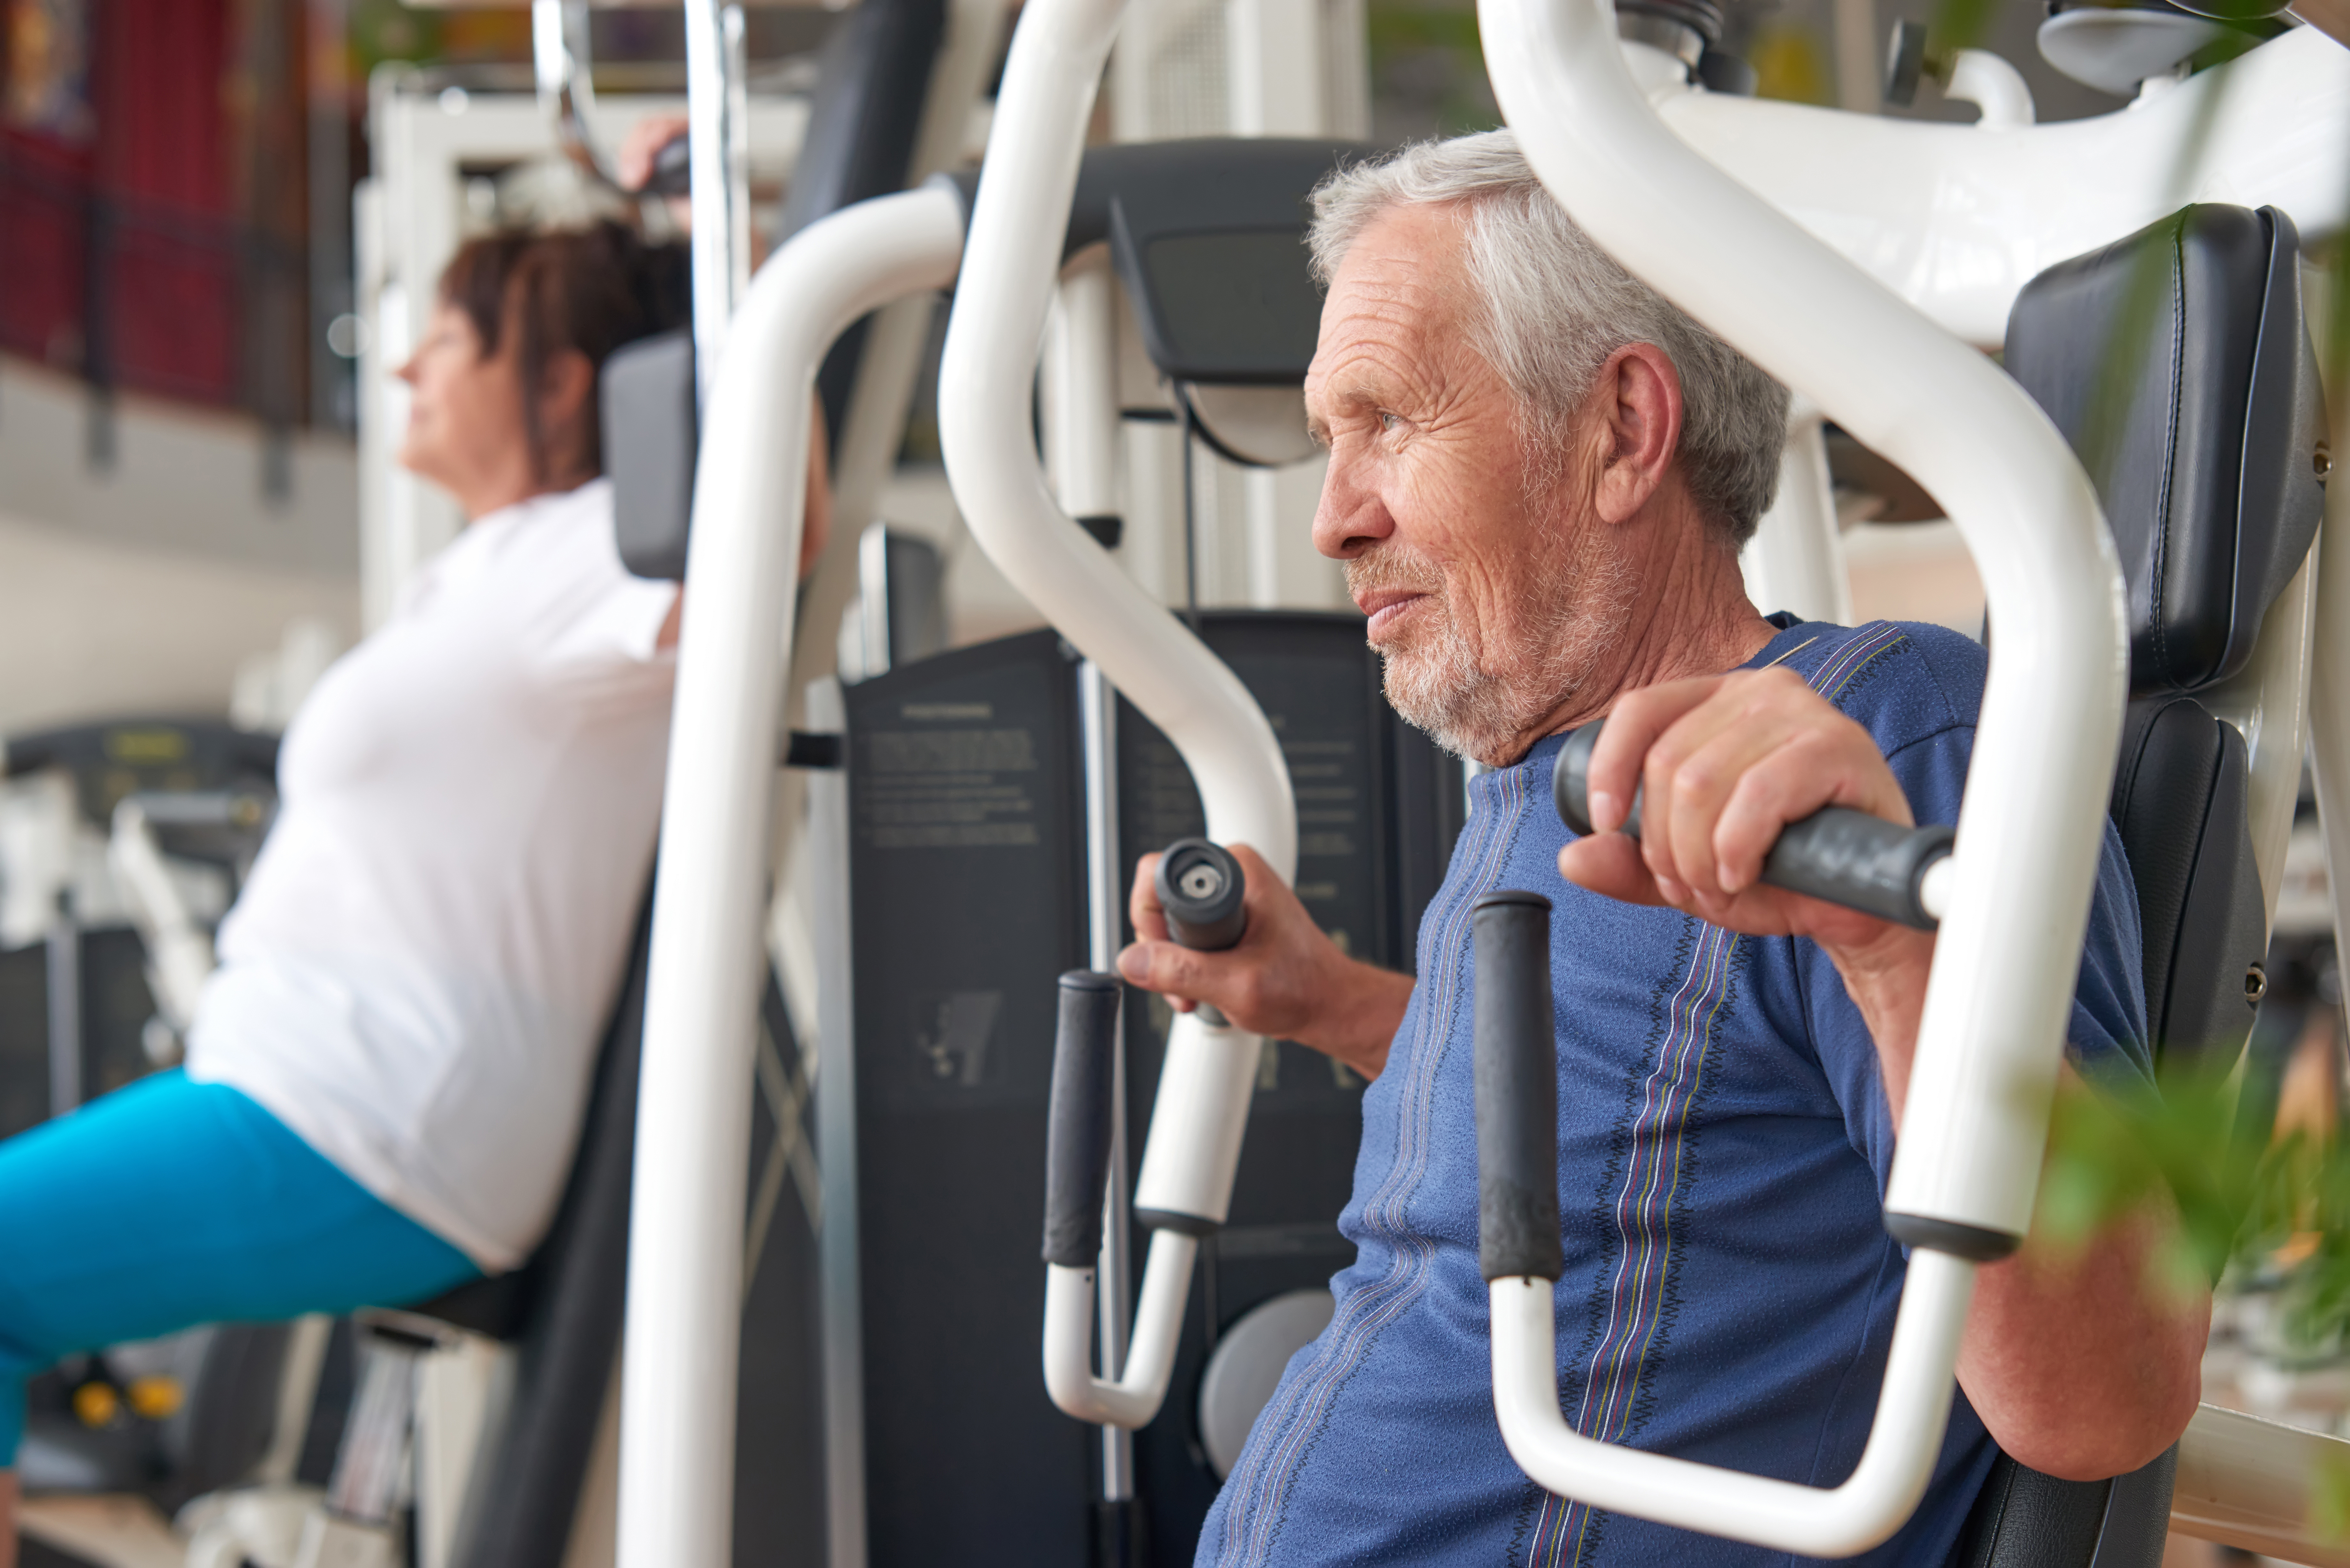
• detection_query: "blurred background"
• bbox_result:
[0,0,2129,738]
[0,7,2339,1567]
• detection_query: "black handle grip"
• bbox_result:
[1042,971,1124,1269]
[1552,720,1952,931]
[1474,891,1564,1284]
[1155,838,1247,1026]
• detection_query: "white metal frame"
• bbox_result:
[935,0,1300,1432]
[613,184,966,1568]
[1655,25,2350,351]
[1737,397,1851,629]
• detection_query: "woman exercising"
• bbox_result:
[0,219,830,1558]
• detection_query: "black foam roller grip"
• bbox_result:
[1553,721,1953,931]
[1474,891,1565,1284]
[1155,838,1248,1026]
[1042,971,1124,1269]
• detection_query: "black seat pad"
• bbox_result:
[1953,1445,2176,1568]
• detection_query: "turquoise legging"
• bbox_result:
[0,1069,481,1463]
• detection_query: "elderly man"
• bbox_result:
[1114,132,2207,1565]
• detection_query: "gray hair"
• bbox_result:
[1308,130,1789,543]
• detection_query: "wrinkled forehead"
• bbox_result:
[1306,204,1483,404]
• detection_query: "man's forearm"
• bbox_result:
[1959,1198,2208,1479]
[1292,961,1414,1082]
[1832,939,2207,1481]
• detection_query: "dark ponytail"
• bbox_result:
[437,221,691,481]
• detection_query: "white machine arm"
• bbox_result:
[1655,26,2350,347]
[935,0,1298,1432]
[1474,0,2129,1552]
[107,795,226,1037]
[615,184,964,1568]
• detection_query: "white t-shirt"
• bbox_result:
[187,479,678,1270]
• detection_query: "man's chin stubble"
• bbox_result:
[1373,574,1634,766]
[1376,635,1533,766]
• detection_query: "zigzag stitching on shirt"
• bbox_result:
[1212,761,1533,1568]
[1532,625,1899,1566]
[1535,920,1740,1567]
[1812,622,1909,705]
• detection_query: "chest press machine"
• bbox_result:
[622,121,1406,1562]
[983,1,2350,1564]
[613,3,2350,1568]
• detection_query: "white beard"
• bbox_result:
[1359,525,1635,766]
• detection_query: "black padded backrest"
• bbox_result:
[398,896,651,1568]
[1952,1445,2177,1568]
[606,329,697,584]
[2005,204,2326,695]
[2108,696,2269,1065]
[610,0,950,581]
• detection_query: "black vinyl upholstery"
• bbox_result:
[2004,200,2325,1071]
[2108,697,2268,1066]
[1952,1446,2177,1568]
[401,899,651,1568]
[1952,201,2328,1568]
[2005,203,2327,695]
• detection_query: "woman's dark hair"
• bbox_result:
[437,220,691,480]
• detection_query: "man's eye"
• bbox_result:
[1377,411,1403,433]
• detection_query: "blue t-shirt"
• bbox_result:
[1198,619,2149,1568]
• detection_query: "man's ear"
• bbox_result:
[1591,342,1684,526]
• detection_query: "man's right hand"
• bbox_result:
[1116,843,1412,1081]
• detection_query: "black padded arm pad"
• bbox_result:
[438,898,655,1568]
[2108,697,2267,1066]
[2005,204,2327,695]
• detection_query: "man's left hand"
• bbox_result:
[1557,665,1928,976]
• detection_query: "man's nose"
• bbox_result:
[1311,450,1395,560]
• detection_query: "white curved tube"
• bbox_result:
[1491,1252,1978,1555]
[107,799,215,1034]
[938,0,1297,1434]
[1044,1230,1200,1427]
[1738,402,1850,628]
[1490,0,2123,1293]
[1132,1011,1263,1223]
[936,0,1294,882]
[616,185,964,1568]
[1942,49,2035,130]
[1653,27,2349,346]
[1480,0,2126,1546]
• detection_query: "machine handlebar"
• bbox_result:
[1472,891,1565,1285]
[1040,838,1250,1268]
[1154,838,1249,1023]
[1042,970,1124,1269]
[1552,721,1952,931]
